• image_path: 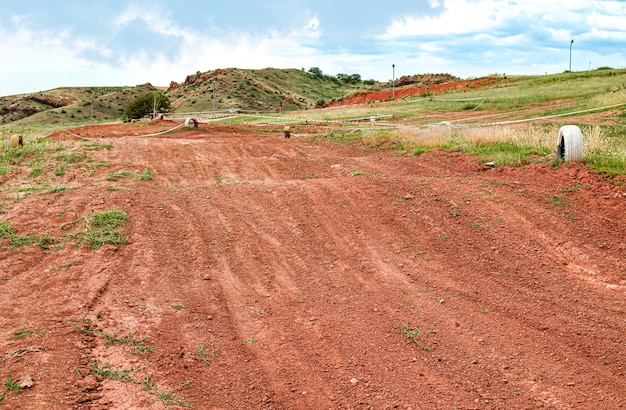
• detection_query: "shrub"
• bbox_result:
[123,92,171,120]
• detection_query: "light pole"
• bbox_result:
[392,64,395,99]
[569,39,574,74]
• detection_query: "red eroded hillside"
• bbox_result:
[328,76,500,106]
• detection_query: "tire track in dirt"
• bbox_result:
[331,151,626,408]
[404,164,626,407]
[107,134,624,406]
[2,126,625,409]
[81,187,287,408]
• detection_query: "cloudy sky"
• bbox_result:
[1,0,625,96]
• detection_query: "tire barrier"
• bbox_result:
[9,134,23,148]
[184,117,199,128]
[557,125,584,162]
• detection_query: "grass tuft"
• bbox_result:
[7,326,43,340]
[393,322,436,351]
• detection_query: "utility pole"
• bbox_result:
[392,64,395,99]
[152,95,158,119]
[569,39,574,75]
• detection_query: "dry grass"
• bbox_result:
[395,123,609,152]
[396,124,556,148]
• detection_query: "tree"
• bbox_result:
[307,67,324,77]
[123,92,171,120]
[347,73,361,83]
[336,73,362,84]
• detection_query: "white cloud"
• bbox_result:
[114,4,195,40]
[290,17,321,39]
[381,0,516,38]
[380,0,625,41]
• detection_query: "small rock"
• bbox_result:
[350,378,358,385]
[485,161,495,167]
[19,375,34,389]
[204,275,211,280]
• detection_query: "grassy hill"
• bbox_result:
[0,84,160,127]
[167,67,371,113]
[0,68,375,128]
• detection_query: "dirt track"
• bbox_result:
[1,122,626,409]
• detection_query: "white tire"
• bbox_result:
[557,125,584,162]
[184,117,198,128]
[10,134,23,148]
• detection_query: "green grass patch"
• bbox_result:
[313,130,364,144]
[57,152,89,164]
[101,330,153,355]
[0,139,52,167]
[1,210,128,251]
[544,193,569,207]
[64,315,99,337]
[3,374,21,392]
[142,374,193,409]
[444,139,552,166]
[65,316,152,355]
[585,154,626,176]
[82,142,113,151]
[106,169,153,182]
[393,322,437,351]
[137,169,154,181]
[80,209,129,249]
[54,164,67,176]
[193,343,221,366]
[411,146,435,156]
[7,326,43,340]
[106,171,133,181]
[27,161,45,178]
[0,221,39,248]
[92,360,139,383]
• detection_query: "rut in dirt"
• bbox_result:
[1,127,625,409]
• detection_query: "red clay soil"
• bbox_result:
[1,121,626,409]
[327,77,500,107]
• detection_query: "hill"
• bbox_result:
[166,67,370,113]
[0,68,467,127]
[0,68,374,127]
[0,84,159,127]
